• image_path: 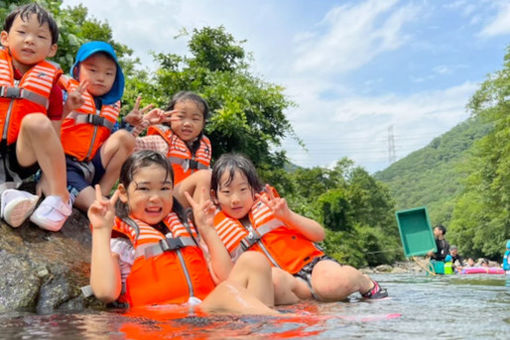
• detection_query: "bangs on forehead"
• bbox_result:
[220,166,247,188]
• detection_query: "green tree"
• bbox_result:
[123,26,297,169]
[448,46,510,260]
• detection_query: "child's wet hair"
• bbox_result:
[4,3,59,44]
[166,91,209,121]
[119,150,174,189]
[211,153,263,193]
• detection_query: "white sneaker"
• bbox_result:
[1,189,39,228]
[29,195,72,232]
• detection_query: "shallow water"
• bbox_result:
[1,273,510,339]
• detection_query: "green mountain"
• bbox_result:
[374,116,492,225]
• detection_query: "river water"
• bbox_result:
[1,273,509,339]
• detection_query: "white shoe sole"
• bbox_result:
[3,197,39,228]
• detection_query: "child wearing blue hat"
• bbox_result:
[49,41,139,226]
[503,240,510,273]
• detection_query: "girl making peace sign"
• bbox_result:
[88,150,277,314]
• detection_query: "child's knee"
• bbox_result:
[237,251,270,273]
[21,113,51,132]
[112,130,135,151]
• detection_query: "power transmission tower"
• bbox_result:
[388,125,396,163]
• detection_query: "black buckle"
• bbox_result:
[189,159,198,170]
[240,232,259,251]
[86,115,105,126]
[1,87,21,99]
[159,237,184,252]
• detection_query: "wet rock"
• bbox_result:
[0,205,104,313]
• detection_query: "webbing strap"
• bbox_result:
[67,111,115,130]
[0,86,49,108]
[168,157,209,171]
[230,218,283,260]
[134,236,197,259]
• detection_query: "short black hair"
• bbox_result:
[435,224,446,235]
[3,3,59,44]
[211,153,263,194]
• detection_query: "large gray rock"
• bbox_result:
[0,207,103,313]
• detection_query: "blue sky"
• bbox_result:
[62,0,510,173]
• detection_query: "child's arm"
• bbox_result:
[258,184,325,242]
[185,190,234,282]
[88,185,122,303]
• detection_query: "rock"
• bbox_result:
[0,204,104,313]
[374,264,393,273]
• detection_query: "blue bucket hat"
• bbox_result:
[506,240,510,249]
[445,255,452,262]
[70,41,124,105]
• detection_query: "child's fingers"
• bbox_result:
[265,184,276,200]
[109,189,120,206]
[76,79,89,94]
[95,184,103,201]
[141,104,155,114]
[133,96,142,111]
[184,191,197,209]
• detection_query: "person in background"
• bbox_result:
[449,245,464,271]
[427,224,450,261]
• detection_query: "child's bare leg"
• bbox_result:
[98,130,135,193]
[73,186,96,212]
[310,260,373,301]
[225,251,275,307]
[17,114,68,201]
[271,267,301,305]
[201,281,278,315]
[173,169,211,208]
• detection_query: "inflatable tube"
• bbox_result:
[460,267,505,275]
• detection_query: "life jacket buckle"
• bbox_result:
[1,87,21,99]
[189,159,198,170]
[86,114,105,126]
[159,237,184,252]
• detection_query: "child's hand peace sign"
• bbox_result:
[87,184,119,232]
[160,109,183,125]
[64,79,88,112]
[184,188,216,234]
[124,96,155,126]
[256,184,291,222]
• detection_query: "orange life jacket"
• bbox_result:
[213,186,324,274]
[59,75,121,161]
[147,125,211,184]
[113,213,216,307]
[0,48,62,145]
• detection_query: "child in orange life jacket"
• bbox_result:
[0,3,72,231]
[210,153,389,302]
[55,41,138,218]
[131,91,212,208]
[88,150,277,314]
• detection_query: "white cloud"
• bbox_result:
[479,2,510,37]
[283,81,478,172]
[292,0,418,74]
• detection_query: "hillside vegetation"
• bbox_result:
[375,116,492,225]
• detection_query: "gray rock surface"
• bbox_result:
[0,206,103,313]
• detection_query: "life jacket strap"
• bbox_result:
[230,218,284,259]
[67,111,115,130]
[0,86,49,109]
[168,157,209,171]
[134,236,197,259]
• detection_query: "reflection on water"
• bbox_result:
[1,273,510,339]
